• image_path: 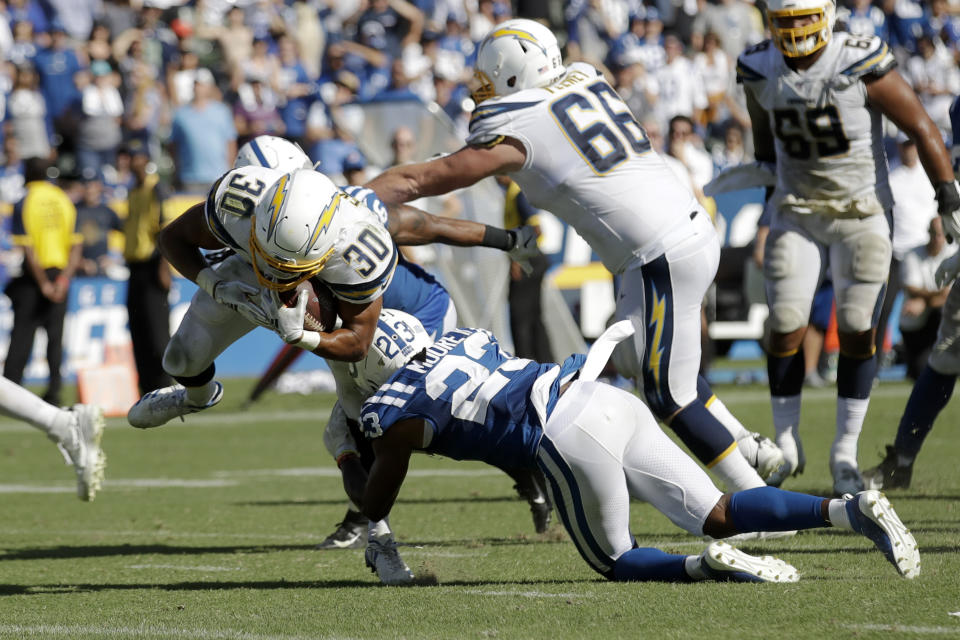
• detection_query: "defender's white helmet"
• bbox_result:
[767,0,836,58]
[235,135,313,172]
[472,19,564,104]
[249,169,343,291]
[350,309,433,395]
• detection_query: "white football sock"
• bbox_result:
[710,447,765,490]
[832,397,868,468]
[0,376,73,443]
[368,518,393,542]
[827,498,852,530]
[185,381,219,406]
[684,555,706,580]
[705,395,751,440]
[771,395,802,468]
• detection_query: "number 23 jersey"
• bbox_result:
[204,165,397,304]
[737,33,896,210]
[359,328,585,469]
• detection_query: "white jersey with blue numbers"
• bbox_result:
[359,328,585,469]
[466,61,701,274]
[204,166,397,304]
[737,33,897,216]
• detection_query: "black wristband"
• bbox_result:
[481,225,515,250]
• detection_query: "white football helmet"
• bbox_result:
[767,0,836,58]
[235,135,313,172]
[350,309,433,395]
[472,19,564,104]
[248,169,342,291]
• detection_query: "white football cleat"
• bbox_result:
[832,460,865,496]
[699,541,799,583]
[127,382,223,429]
[365,538,414,585]
[845,490,920,579]
[58,404,106,501]
[737,432,786,481]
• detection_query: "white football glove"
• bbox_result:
[507,225,539,275]
[196,268,270,326]
[935,252,960,289]
[264,289,322,351]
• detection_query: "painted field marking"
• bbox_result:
[127,564,242,572]
[0,624,355,640]
[843,624,960,635]
[0,528,321,542]
[460,589,595,599]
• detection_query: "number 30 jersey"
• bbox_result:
[359,328,585,469]
[204,165,397,304]
[466,61,701,275]
[737,33,896,215]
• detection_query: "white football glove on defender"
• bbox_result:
[196,267,270,326]
[264,289,322,351]
[508,225,539,275]
[935,252,960,288]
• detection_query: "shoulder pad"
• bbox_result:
[835,33,896,80]
[467,90,546,147]
[205,166,287,251]
[321,214,398,304]
[736,40,773,83]
[341,185,388,226]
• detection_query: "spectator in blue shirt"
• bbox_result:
[276,34,314,148]
[7,0,48,37]
[170,68,237,193]
[836,0,889,41]
[33,21,83,136]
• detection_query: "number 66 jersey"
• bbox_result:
[204,165,397,304]
[737,33,897,216]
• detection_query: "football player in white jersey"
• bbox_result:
[738,0,960,494]
[365,19,782,494]
[0,377,105,501]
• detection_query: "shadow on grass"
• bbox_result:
[236,496,528,508]
[0,576,601,597]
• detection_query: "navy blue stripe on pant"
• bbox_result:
[537,436,615,577]
[640,254,679,417]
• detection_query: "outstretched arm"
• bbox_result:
[156,202,224,282]
[364,138,527,206]
[866,70,953,185]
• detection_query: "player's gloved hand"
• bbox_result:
[935,180,960,243]
[507,225,539,275]
[935,252,960,288]
[196,267,270,326]
[264,289,322,351]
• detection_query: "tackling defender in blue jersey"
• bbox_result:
[354,313,920,582]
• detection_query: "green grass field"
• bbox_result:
[1,377,959,640]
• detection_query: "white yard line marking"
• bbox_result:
[842,624,960,635]
[460,589,594,599]
[0,478,237,494]
[0,624,356,640]
[127,564,241,572]
[0,528,320,542]
[403,551,489,558]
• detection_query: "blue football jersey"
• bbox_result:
[950,95,960,175]
[342,185,451,337]
[359,328,585,469]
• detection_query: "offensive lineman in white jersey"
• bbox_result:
[738,0,960,494]
[366,19,783,494]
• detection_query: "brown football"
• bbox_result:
[279,278,338,332]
